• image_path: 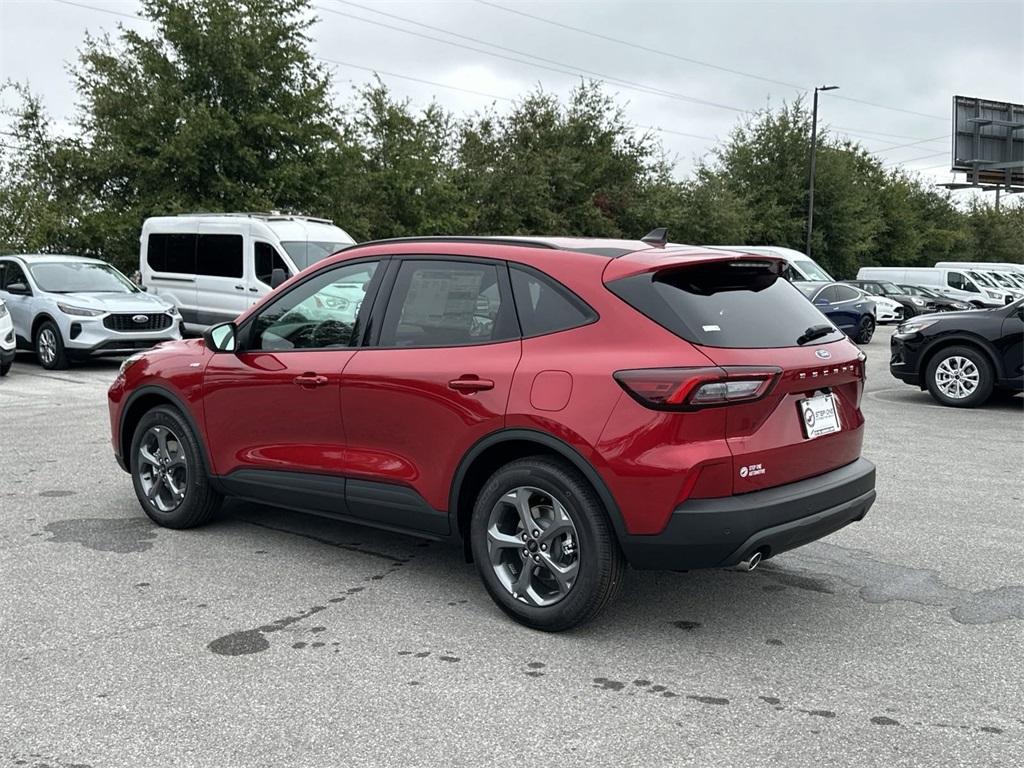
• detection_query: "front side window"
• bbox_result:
[510,266,595,336]
[252,260,378,351]
[255,242,291,286]
[379,260,514,348]
[0,261,29,289]
[196,234,243,278]
[815,285,839,303]
[29,262,137,294]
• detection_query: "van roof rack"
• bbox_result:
[173,211,335,225]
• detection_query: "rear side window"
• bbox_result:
[255,242,290,285]
[510,266,595,336]
[147,233,196,274]
[816,286,838,303]
[834,285,861,301]
[608,261,846,349]
[196,234,243,278]
[379,260,516,348]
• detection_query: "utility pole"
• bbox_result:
[806,85,839,257]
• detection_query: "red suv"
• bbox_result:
[108,235,875,630]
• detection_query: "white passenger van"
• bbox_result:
[855,266,1005,308]
[933,262,1024,298]
[713,245,835,282]
[140,213,356,331]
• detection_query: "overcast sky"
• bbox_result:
[1,0,1021,196]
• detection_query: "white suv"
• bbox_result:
[0,254,182,370]
[0,299,14,376]
[140,212,356,332]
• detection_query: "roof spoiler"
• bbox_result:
[641,227,669,248]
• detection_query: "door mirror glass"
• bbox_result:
[204,322,237,353]
[270,268,288,289]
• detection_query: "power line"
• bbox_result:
[473,0,947,122]
[864,135,949,154]
[321,57,513,102]
[316,1,749,113]
[51,0,144,22]
[472,0,806,92]
[883,151,947,168]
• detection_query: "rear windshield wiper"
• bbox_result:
[797,324,834,345]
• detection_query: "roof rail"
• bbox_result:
[343,236,560,251]
[172,211,335,225]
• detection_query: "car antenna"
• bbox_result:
[641,227,668,248]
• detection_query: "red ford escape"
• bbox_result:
[108,233,876,631]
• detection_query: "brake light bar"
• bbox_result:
[614,366,781,410]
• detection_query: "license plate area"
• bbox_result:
[798,392,841,439]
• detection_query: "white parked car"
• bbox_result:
[855,267,1005,308]
[850,286,902,323]
[0,254,182,370]
[140,212,356,333]
[0,298,14,376]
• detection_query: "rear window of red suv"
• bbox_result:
[607,260,846,348]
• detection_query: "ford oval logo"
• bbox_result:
[132,314,149,324]
[815,349,832,360]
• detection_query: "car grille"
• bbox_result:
[103,313,173,332]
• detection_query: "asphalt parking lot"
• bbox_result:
[1,326,1021,768]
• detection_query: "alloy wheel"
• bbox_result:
[38,328,57,365]
[486,486,580,607]
[137,425,188,512]
[934,356,979,400]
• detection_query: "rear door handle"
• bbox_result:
[448,376,494,393]
[293,373,329,388]
[234,284,245,291]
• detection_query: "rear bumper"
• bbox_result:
[618,458,876,570]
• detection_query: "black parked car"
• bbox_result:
[844,280,930,318]
[890,299,1023,408]
[896,284,973,312]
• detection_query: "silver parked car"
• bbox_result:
[0,254,182,370]
[0,298,14,376]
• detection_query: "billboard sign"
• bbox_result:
[952,95,1024,186]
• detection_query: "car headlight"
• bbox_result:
[910,298,926,306]
[954,303,969,310]
[57,302,104,317]
[984,289,1001,299]
[118,353,145,378]
[895,319,937,336]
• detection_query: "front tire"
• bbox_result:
[470,456,625,632]
[0,357,11,377]
[854,315,875,344]
[35,320,68,370]
[925,345,994,408]
[130,406,222,528]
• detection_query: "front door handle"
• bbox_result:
[293,373,329,388]
[448,376,494,393]
[234,284,246,291]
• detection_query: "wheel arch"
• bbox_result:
[449,429,626,560]
[918,334,1001,388]
[31,312,59,341]
[119,385,212,476]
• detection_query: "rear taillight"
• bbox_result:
[614,366,780,410]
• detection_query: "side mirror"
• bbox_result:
[270,268,288,289]
[203,322,237,353]
[6,282,30,296]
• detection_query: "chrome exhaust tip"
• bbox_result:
[739,551,763,572]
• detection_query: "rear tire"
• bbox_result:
[854,315,875,344]
[925,345,993,408]
[35,320,68,370]
[130,406,222,528]
[470,456,625,632]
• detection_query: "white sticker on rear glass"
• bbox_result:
[702,324,721,332]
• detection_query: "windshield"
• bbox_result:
[791,259,833,281]
[281,241,354,271]
[1006,273,1024,288]
[794,283,824,299]
[988,272,1016,288]
[968,271,995,288]
[30,262,137,294]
